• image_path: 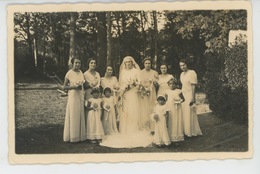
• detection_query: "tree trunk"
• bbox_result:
[25,13,35,71]
[96,12,107,75]
[68,12,76,69]
[152,11,158,70]
[106,12,112,66]
[140,11,147,59]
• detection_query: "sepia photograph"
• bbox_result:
[8,1,253,164]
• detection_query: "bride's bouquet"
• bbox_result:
[123,78,139,92]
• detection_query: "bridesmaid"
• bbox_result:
[84,58,101,100]
[100,65,119,97]
[63,58,86,142]
[157,63,174,96]
[139,58,158,131]
[179,59,202,137]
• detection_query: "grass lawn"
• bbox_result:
[14,85,248,154]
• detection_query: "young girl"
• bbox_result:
[165,78,185,142]
[85,88,104,143]
[150,95,171,147]
[102,87,118,135]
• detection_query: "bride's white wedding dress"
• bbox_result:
[100,57,153,148]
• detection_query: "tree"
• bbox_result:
[152,11,158,70]
[106,12,112,66]
[68,12,77,69]
[96,12,107,75]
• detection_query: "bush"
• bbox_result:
[204,41,248,124]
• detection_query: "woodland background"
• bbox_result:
[14,10,248,122]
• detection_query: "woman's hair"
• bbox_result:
[103,87,112,94]
[106,65,113,72]
[179,58,189,68]
[104,65,113,76]
[142,58,152,65]
[87,58,97,69]
[159,63,168,73]
[159,63,168,68]
[157,95,166,102]
[91,88,100,95]
[71,57,81,65]
[167,77,178,85]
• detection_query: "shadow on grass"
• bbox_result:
[15,113,248,154]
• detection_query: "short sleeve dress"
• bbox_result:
[63,70,86,142]
[139,69,159,131]
[86,98,105,140]
[180,70,202,137]
[102,97,118,135]
[151,104,171,146]
[165,89,184,142]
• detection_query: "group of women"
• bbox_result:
[62,56,202,148]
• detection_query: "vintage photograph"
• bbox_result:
[8,1,253,163]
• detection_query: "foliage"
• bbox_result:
[204,39,248,124]
[13,9,249,124]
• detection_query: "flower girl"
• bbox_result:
[102,87,118,135]
[165,78,185,142]
[85,88,104,143]
[150,95,171,147]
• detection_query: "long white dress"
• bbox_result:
[100,66,153,148]
[157,74,173,96]
[102,97,118,135]
[139,69,158,131]
[180,70,202,137]
[165,89,184,142]
[152,104,171,146]
[86,98,105,140]
[63,70,86,142]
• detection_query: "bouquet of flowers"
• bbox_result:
[92,103,99,111]
[150,113,159,122]
[103,103,111,112]
[89,76,98,88]
[138,84,151,98]
[71,80,85,88]
[123,78,139,93]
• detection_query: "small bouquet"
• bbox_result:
[112,84,120,97]
[173,98,183,104]
[113,84,120,91]
[138,84,151,98]
[71,80,85,88]
[76,80,85,86]
[92,103,99,111]
[150,113,160,122]
[89,76,98,88]
[103,103,111,112]
[103,103,111,120]
[189,101,196,108]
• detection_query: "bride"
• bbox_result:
[100,56,153,148]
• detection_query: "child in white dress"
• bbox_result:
[166,78,185,142]
[85,88,105,143]
[150,95,171,147]
[102,87,118,135]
